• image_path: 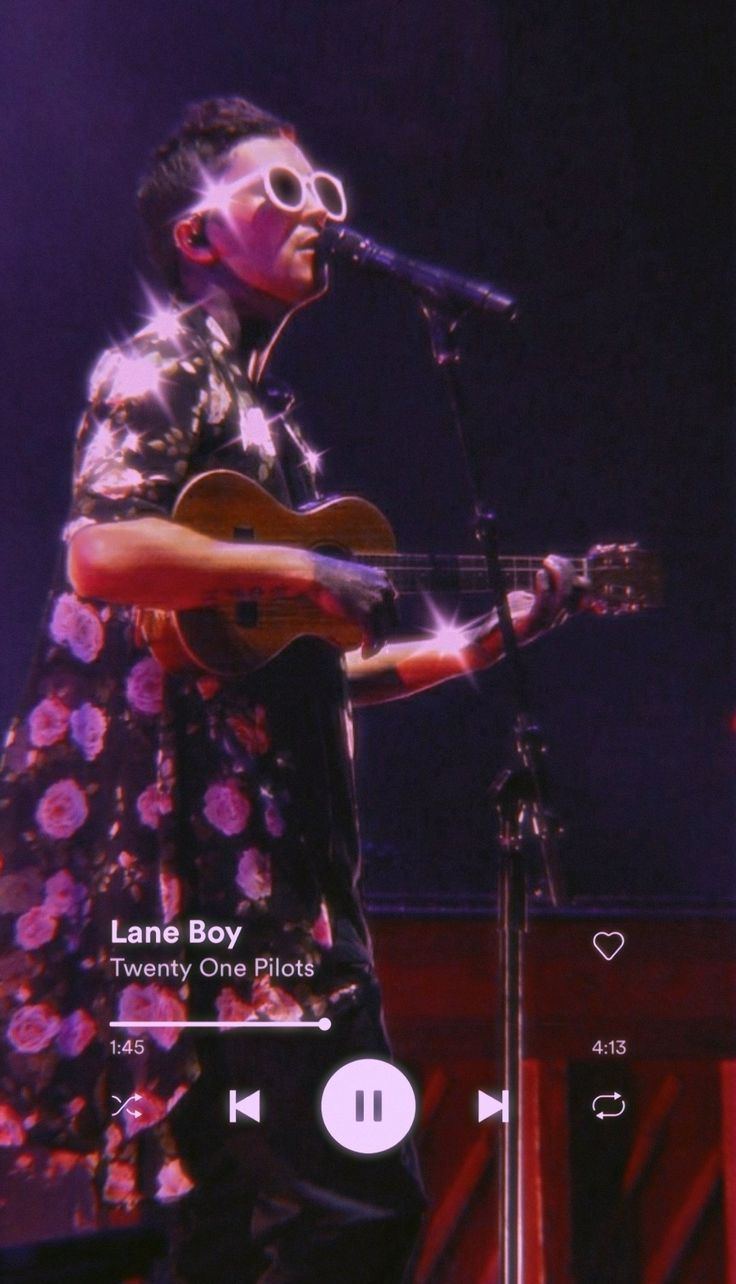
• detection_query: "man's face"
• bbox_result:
[200,135,337,308]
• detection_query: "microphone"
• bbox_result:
[320,224,519,321]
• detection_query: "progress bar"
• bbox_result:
[109,1018,332,1030]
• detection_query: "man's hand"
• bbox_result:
[309,552,397,656]
[524,554,590,637]
[466,555,589,656]
[347,555,590,706]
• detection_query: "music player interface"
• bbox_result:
[0,6,731,1284]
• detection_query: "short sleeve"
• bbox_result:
[65,332,208,533]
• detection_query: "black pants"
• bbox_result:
[159,985,425,1283]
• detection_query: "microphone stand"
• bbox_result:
[421,303,565,1284]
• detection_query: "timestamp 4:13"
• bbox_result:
[592,1039,627,1056]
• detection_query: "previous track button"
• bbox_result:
[228,1089,261,1123]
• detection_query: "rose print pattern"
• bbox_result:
[118,983,185,1051]
[203,780,250,836]
[35,779,89,839]
[215,987,254,1024]
[69,704,107,761]
[126,658,164,716]
[0,1104,26,1147]
[15,904,58,950]
[49,594,104,663]
[7,1004,63,1053]
[103,1161,138,1210]
[235,848,272,901]
[56,1009,96,1057]
[44,869,85,915]
[29,697,70,748]
[136,783,172,830]
[155,1158,195,1203]
[0,303,366,1210]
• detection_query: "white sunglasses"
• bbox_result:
[212,164,348,222]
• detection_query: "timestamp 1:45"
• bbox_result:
[110,1039,146,1055]
[592,1039,627,1056]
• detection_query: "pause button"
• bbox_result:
[320,1057,417,1155]
[355,1089,382,1122]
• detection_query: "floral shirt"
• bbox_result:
[0,302,371,1211]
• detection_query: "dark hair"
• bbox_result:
[137,96,293,291]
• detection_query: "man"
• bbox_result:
[0,98,579,1281]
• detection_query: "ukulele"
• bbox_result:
[134,469,662,675]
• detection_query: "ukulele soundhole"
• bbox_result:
[233,526,255,542]
[235,602,259,628]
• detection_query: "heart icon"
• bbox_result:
[592,931,625,961]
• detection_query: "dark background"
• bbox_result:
[0,0,732,902]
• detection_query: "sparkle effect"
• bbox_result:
[303,446,324,476]
[137,284,194,353]
[189,166,246,229]
[418,598,503,681]
[427,606,470,658]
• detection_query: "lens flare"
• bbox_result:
[146,306,179,344]
[418,598,504,681]
[135,283,191,349]
[303,447,325,476]
[189,165,243,228]
[423,600,473,662]
[430,617,469,656]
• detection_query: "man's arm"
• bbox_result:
[347,557,584,706]
[67,517,395,638]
